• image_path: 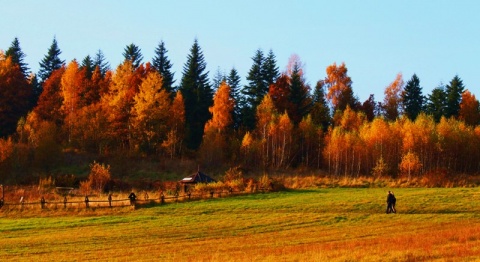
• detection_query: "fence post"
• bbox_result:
[108,194,112,208]
[63,196,67,209]
[85,196,89,208]
[40,197,45,209]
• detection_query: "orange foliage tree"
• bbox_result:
[459,90,480,126]
[324,62,357,112]
[382,73,404,121]
[0,55,33,137]
[35,67,65,125]
[162,91,185,158]
[200,81,235,165]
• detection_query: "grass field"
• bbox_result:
[1,188,480,261]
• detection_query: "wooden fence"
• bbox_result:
[0,189,252,211]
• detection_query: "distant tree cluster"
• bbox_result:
[0,37,479,183]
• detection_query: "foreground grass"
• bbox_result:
[1,188,480,261]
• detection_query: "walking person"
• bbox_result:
[128,192,137,206]
[386,191,396,214]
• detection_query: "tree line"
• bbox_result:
[0,37,479,183]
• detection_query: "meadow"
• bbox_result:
[1,187,480,261]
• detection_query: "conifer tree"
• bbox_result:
[152,41,175,94]
[310,80,331,130]
[402,74,424,120]
[123,43,143,69]
[288,62,312,125]
[212,67,226,91]
[5,37,29,77]
[179,39,213,149]
[38,37,64,83]
[94,49,110,76]
[263,49,280,87]
[241,49,266,130]
[81,55,95,79]
[227,68,242,129]
[445,75,465,118]
[425,85,447,122]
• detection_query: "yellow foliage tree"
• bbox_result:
[130,70,170,153]
[399,151,422,181]
[162,91,185,158]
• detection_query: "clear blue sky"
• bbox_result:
[1,0,479,101]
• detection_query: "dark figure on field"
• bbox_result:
[0,198,4,208]
[128,192,137,206]
[386,191,396,214]
[108,193,112,208]
[40,196,46,209]
[85,195,90,208]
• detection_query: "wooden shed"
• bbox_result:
[179,171,216,192]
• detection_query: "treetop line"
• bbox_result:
[1,37,479,182]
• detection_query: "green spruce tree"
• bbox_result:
[152,41,175,94]
[94,49,110,76]
[263,49,280,87]
[212,67,226,90]
[310,80,331,130]
[81,55,95,79]
[402,74,424,120]
[288,62,312,125]
[38,37,64,83]
[227,67,242,129]
[445,75,465,118]
[179,39,213,149]
[5,37,29,77]
[426,85,447,122]
[241,49,266,130]
[123,43,143,69]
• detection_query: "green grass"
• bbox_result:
[1,188,480,261]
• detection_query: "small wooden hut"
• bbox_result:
[179,171,216,192]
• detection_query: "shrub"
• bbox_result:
[81,161,112,194]
[224,166,244,182]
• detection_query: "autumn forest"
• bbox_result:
[1,37,480,184]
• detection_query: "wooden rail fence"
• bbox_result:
[0,189,253,211]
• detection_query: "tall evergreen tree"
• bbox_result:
[227,68,242,129]
[80,55,95,79]
[310,80,331,130]
[38,37,64,83]
[288,62,312,125]
[179,39,213,149]
[94,49,110,76]
[5,37,29,77]
[123,43,143,69]
[212,67,226,90]
[241,49,266,129]
[263,49,280,87]
[425,85,447,122]
[445,75,465,118]
[402,74,424,120]
[152,41,175,94]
